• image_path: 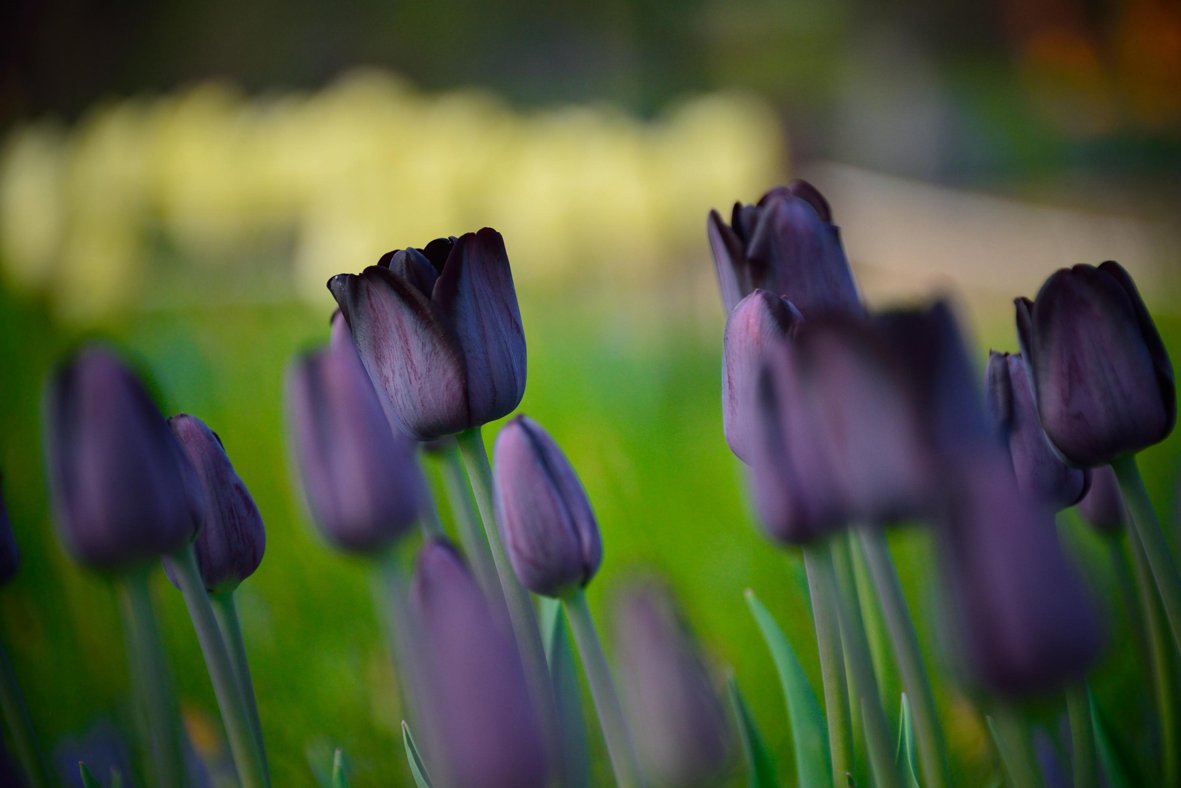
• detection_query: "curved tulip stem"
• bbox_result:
[115,568,186,788]
[856,527,950,788]
[167,547,268,788]
[0,637,49,788]
[440,439,506,615]
[1065,684,1097,788]
[563,589,644,788]
[1112,454,1181,656]
[372,546,423,724]
[210,591,268,781]
[801,543,852,787]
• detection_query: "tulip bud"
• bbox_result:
[0,476,19,585]
[940,457,1103,695]
[45,346,199,571]
[328,228,527,441]
[1016,261,1175,467]
[168,415,265,592]
[613,581,732,786]
[721,290,802,463]
[986,351,1089,510]
[1077,465,1124,535]
[707,180,861,315]
[493,416,601,597]
[411,540,548,788]
[284,335,420,553]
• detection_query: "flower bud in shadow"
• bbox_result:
[708,180,860,315]
[1016,261,1174,467]
[613,580,732,786]
[285,332,420,553]
[411,540,548,788]
[986,351,1089,510]
[168,414,266,592]
[939,457,1103,695]
[328,229,527,441]
[1077,466,1124,535]
[0,476,19,584]
[721,290,802,463]
[493,415,601,597]
[45,346,199,571]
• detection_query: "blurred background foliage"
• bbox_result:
[1,0,1180,785]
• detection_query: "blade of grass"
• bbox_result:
[331,748,348,788]
[402,720,432,788]
[726,673,779,788]
[895,694,919,788]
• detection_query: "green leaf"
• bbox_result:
[745,588,832,788]
[726,672,780,788]
[79,762,102,788]
[1088,688,1134,788]
[331,747,349,788]
[541,597,590,788]
[403,720,433,788]
[895,693,920,788]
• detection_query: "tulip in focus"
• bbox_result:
[1016,261,1175,467]
[493,415,601,597]
[707,180,860,315]
[328,228,526,441]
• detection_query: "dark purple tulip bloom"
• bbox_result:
[1016,261,1175,467]
[411,540,548,788]
[0,476,18,584]
[986,351,1089,511]
[1077,465,1124,535]
[284,330,420,553]
[940,457,1103,695]
[721,289,802,463]
[613,581,732,786]
[45,346,199,571]
[493,415,601,597]
[169,414,265,592]
[707,180,861,315]
[328,228,526,441]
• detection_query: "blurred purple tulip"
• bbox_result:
[168,414,266,592]
[721,289,802,463]
[940,456,1103,695]
[707,180,860,315]
[613,581,732,786]
[328,228,527,441]
[0,476,18,584]
[411,540,548,788]
[1077,466,1124,535]
[285,330,420,553]
[1016,261,1175,467]
[45,346,199,571]
[986,351,1089,511]
[493,415,601,597]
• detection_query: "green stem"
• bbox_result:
[1112,454,1181,656]
[168,546,268,788]
[210,592,268,781]
[413,456,446,540]
[856,527,950,788]
[1065,684,1097,788]
[0,638,49,787]
[802,544,852,788]
[115,569,186,788]
[989,705,1038,788]
[563,589,643,788]
[1127,515,1179,785]
[373,547,420,722]
[1106,536,1151,678]
[441,439,506,614]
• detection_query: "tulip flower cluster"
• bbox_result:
[2,170,1175,788]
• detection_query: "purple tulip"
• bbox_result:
[940,456,1103,695]
[493,415,601,597]
[284,329,420,553]
[45,346,199,571]
[411,540,548,788]
[721,289,802,463]
[1077,465,1124,535]
[0,475,18,584]
[168,414,266,592]
[328,228,527,441]
[707,180,861,315]
[1016,261,1175,467]
[613,581,732,786]
[986,351,1089,511]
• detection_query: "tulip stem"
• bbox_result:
[1105,536,1151,678]
[168,547,269,788]
[801,544,852,787]
[440,439,506,617]
[210,591,268,781]
[988,706,1038,788]
[1065,683,1097,788]
[413,456,446,540]
[856,527,950,788]
[563,589,644,788]
[115,568,186,788]
[1112,454,1181,657]
[0,636,49,788]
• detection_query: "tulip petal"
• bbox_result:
[708,209,749,312]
